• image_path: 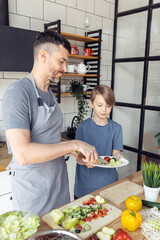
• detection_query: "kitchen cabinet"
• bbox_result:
[44,20,102,103]
[0,170,13,215]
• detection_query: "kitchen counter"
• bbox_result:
[38,170,160,240]
[0,143,12,172]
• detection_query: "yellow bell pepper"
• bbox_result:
[125,196,142,212]
[121,209,142,232]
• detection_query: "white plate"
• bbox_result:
[91,156,129,168]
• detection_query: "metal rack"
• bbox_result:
[44,20,102,102]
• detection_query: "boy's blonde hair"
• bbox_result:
[90,85,115,106]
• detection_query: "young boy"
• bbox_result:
[74,85,123,199]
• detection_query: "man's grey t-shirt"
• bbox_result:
[2,77,55,147]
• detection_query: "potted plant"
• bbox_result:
[141,161,160,201]
[69,80,90,128]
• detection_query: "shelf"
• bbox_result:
[63,73,97,77]
[54,92,91,96]
[69,54,98,60]
[61,32,99,42]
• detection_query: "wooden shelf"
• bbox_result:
[63,73,97,77]
[61,32,99,42]
[54,92,91,96]
[69,54,98,60]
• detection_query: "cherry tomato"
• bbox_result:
[104,156,110,162]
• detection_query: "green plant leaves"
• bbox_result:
[141,161,160,188]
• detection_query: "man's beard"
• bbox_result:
[50,77,60,83]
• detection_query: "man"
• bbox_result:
[2,30,98,215]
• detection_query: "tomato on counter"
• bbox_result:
[125,196,142,212]
[113,228,132,240]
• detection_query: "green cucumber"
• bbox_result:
[142,200,160,210]
[84,224,91,231]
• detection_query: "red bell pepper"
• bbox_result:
[113,228,132,240]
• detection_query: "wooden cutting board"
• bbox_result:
[42,194,122,239]
[100,180,144,206]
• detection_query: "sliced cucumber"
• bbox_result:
[95,195,106,204]
[102,227,115,235]
[84,224,91,231]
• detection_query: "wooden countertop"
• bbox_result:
[38,170,159,240]
[0,143,12,172]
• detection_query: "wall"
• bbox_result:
[0,0,115,141]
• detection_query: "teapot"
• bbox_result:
[74,62,91,74]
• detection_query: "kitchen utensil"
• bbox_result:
[82,84,90,91]
[74,62,91,74]
[100,180,144,205]
[70,46,79,55]
[84,48,94,56]
[28,229,83,240]
[90,156,129,168]
[61,85,70,93]
[42,194,122,239]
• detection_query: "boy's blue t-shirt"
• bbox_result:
[74,117,123,198]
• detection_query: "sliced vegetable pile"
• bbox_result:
[50,196,108,233]
[0,210,40,240]
[98,157,123,167]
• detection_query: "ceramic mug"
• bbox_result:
[61,85,70,93]
[83,48,94,56]
[67,64,75,73]
[83,84,90,91]
[70,46,79,55]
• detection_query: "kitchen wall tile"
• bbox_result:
[95,0,110,18]
[31,18,49,32]
[77,0,94,14]
[85,13,102,31]
[0,79,17,99]
[63,112,77,129]
[101,50,112,66]
[9,13,30,30]
[108,35,113,51]
[62,25,75,34]
[104,0,114,3]
[44,1,66,24]
[67,8,85,28]
[103,18,114,35]
[56,0,76,8]
[100,65,108,81]
[110,3,115,20]
[4,72,28,79]
[8,0,17,14]
[100,80,111,87]
[101,34,109,50]
[0,72,3,78]
[17,0,43,19]
[108,65,112,80]
[59,97,75,113]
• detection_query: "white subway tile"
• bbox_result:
[62,25,75,34]
[108,35,113,51]
[110,3,115,20]
[0,101,2,120]
[59,97,75,113]
[101,50,112,66]
[0,72,3,78]
[4,72,28,79]
[108,65,112,80]
[63,113,77,129]
[0,121,5,140]
[95,0,110,18]
[31,18,49,32]
[56,0,76,8]
[8,0,17,14]
[9,13,30,30]
[17,0,43,19]
[77,0,94,14]
[103,18,114,35]
[85,13,102,31]
[44,1,66,24]
[67,8,85,28]
[100,65,108,81]
[101,34,109,50]
[0,79,17,99]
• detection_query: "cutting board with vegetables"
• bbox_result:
[100,180,144,206]
[42,194,122,239]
